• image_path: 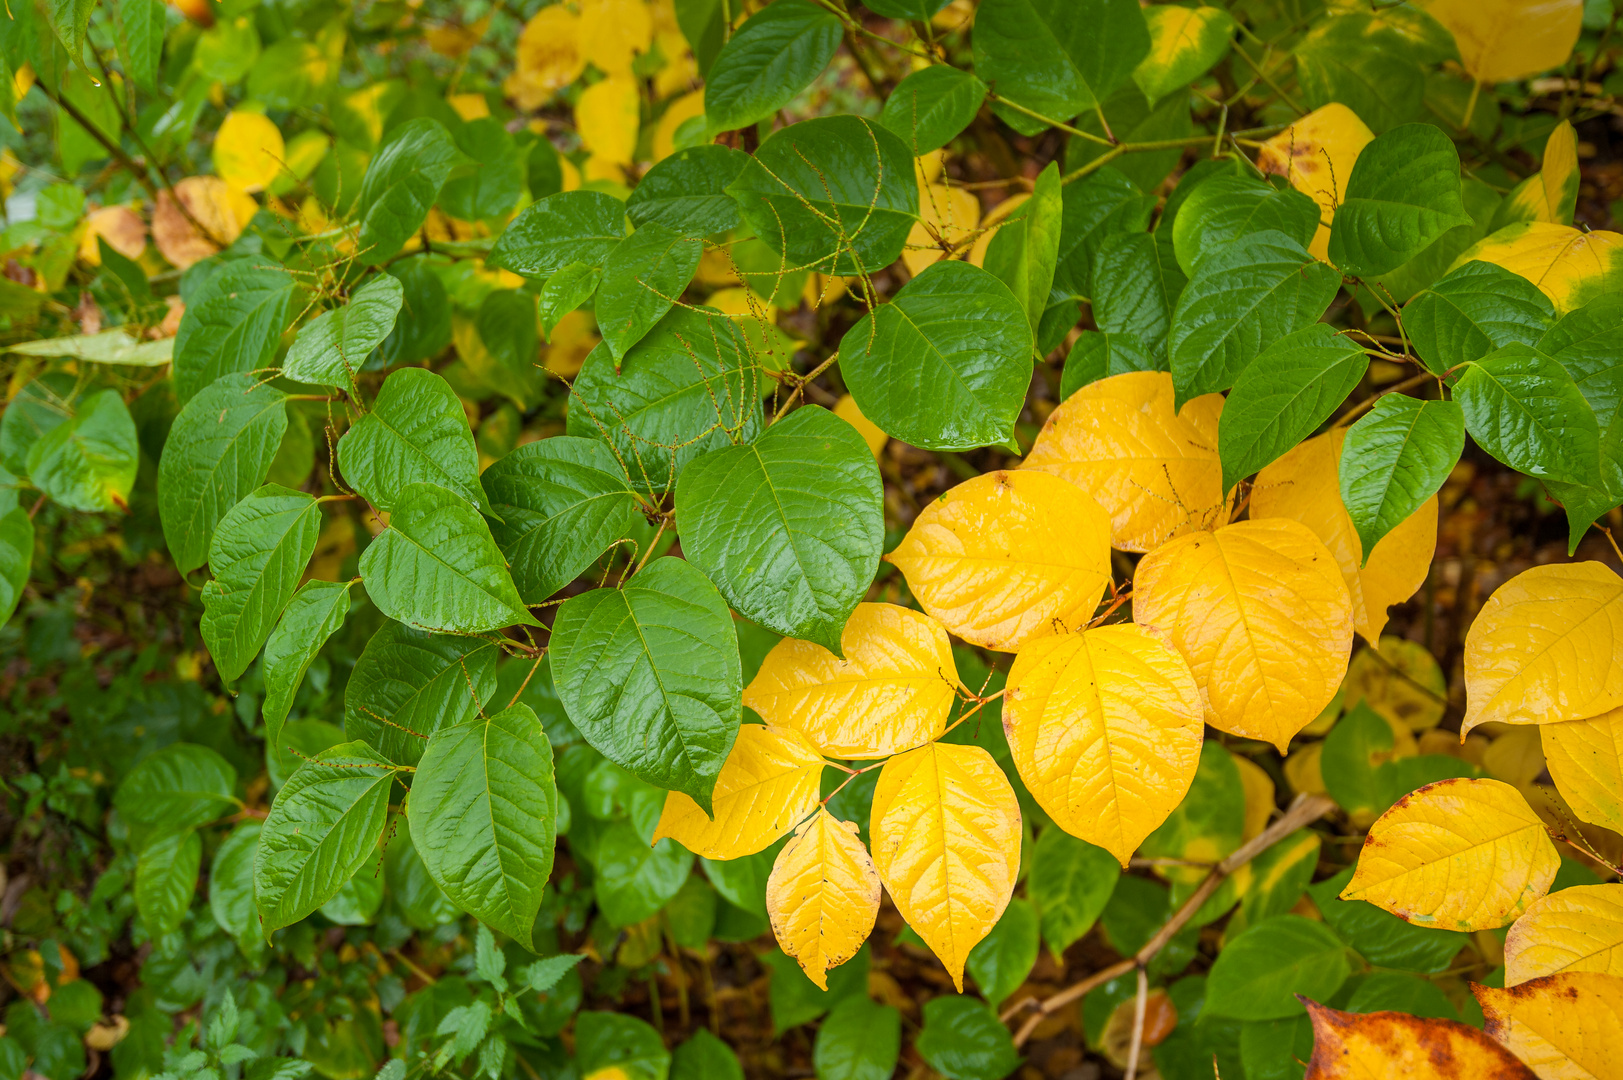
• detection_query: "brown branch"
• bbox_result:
[1124,966,1149,1080]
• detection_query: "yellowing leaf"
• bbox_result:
[905,182,981,275]
[1502,119,1583,228]
[152,176,257,270]
[870,741,1021,991]
[1421,0,1584,83]
[742,602,958,759]
[1455,222,1623,314]
[1132,518,1353,752]
[78,206,146,265]
[1284,741,1327,796]
[1342,777,1559,932]
[448,93,490,121]
[1344,636,1449,734]
[1234,754,1275,842]
[212,110,285,193]
[504,5,586,111]
[1133,6,1236,105]
[1484,727,1548,792]
[579,0,652,77]
[544,310,599,377]
[1543,708,1623,836]
[651,89,704,163]
[1505,884,1623,987]
[1004,624,1203,866]
[1022,371,1228,553]
[1462,562,1623,736]
[1257,103,1375,261]
[766,809,880,991]
[575,75,641,168]
[651,724,825,860]
[833,394,887,458]
[1300,1000,1539,1079]
[1476,972,1623,1080]
[1251,429,1437,645]
[968,192,1029,268]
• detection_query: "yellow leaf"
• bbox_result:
[579,0,652,77]
[1251,428,1438,645]
[884,470,1112,652]
[1475,972,1623,1080]
[650,725,825,860]
[1004,624,1203,866]
[1420,0,1584,82]
[1505,884,1623,986]
[582,1069,631,1080]
[1342,777,1559,932]
[78,206,146,265]
[870,742,1021,991]
[1284,741,1327,796]
[544,310,599,377]
[905,182,980,275]
[1133,518,1353,752]
[833,394,887,458]
[1462,562,1623,736]
[1539,121,1580,227]
[1299,1000,1540,1079]
[212,110,285,194]
[1022,371,1228,553]
[1257,103,1375,261]
[766,809,880,991]
[653,28,698,99]
[152,176,256,270]
[504,5,586,111]
[1543,708,1623,836]
[743,603,956,758]
[447,93,490,121]
[1133,6,1235,104]
[968,193,1029,268]
[575,75,641,168]
[1343,636,1449,734]
[1235,754,1275,842]
[1454,222,1623,314]
[651,89,704,163]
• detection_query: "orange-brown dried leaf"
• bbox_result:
[1301,999,1538,1079]
[152,177,255,270]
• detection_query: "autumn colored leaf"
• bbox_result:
[766,809,880,991]
[742,602,958,759]
[1456,222,1623,314]
[1133,518,1354,751]
[152,176,257,270]
[650,725,825,860]
[505,5,586,110]
[1422,0,1584,83]
[1342,777,1559,932]
[833,394,888,459]
[1475,971,1623,1079]
[1258,103,1374,261]
[1300,999,1538,1079]
[1542,708,1623,836]
[869,741,1021,991]
[1004,624,1204,866]
[884,470,1112,652]
[905,182,981,276]
[1022,371,1229,553]
[213,110,285,193]
[1462,562,1623,736]
[575,75,641,169]
[1504,884,1623,986]
[578,0,652,76]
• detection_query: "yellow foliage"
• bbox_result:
[575,75,641,167]
[766,809,880,991]
[152,176,257,270]
[1476,972,1623,1080]
[1343,637,1448,734]
[1257,103,1375,261]
[1542,707,1623,836]
[651,724,825,860]
[579,0,653,76]
[833,394,887,458]
[1300,999,1543,1079]
[1421,0,1583,82]
[78,206,146,265]
[213,110,285,193]
[905,182,981,275]
[505,5,586,111]
[1505,884,1623,986]
[1456,222,1623,314]
[651,90,705,163]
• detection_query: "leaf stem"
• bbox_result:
[1331,371,1436,428]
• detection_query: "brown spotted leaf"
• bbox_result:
[1301,999,1538,1079]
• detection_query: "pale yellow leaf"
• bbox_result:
[1454,222,1623,314]
[967,193,1029,268]
[1343,636,1449,733]
[1543,707,1623,836]
[1342,777,1559,932]
[1542,120,1580,225]
[575,75,641,167]
[78,206,146,265]
[1421,0,1583,82]
[1004,624,1204,866]
[1252,429,1437,645]
[1505,884,1623,986]
[742,602,957,759]
[1022,371,1228,553]
[1300,1000,1540,1080]
[766,809,880,991]
[833,394,887,458]
[884,470,1112,652]
[1462,562,1623,736]
[1235,754,1275,843]
[1132,518,1354,752]
[1476,971,1623,1080]
[1284,741,1327,797]
[651,89,704,163]
[504,5,586,111]
[579,0,652,76]
[1257,103,1375,261]
[213,110,285,193]
[905,182,980,275]
[870,741,1021,991]
[650,725,824,860]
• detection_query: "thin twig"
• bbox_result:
[1124,966,1149,1080]
[1332,372,1437,428]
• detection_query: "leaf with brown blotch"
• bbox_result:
[1475,971,1623,1080]
[1300,999,1538,1079]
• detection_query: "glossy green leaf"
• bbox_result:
[1403,261,1554,376]
[1219,324,1369,489]
[345,620,499,767]
[262,579,352,748]
[355,118,464,262]
[597,224,703,362]
[877,65,987,156]
[488,191,627,279]
[861,0,951,15]
[1345,971,1456,1019]
[1340,395,1465,562]
[209,822,265,960]
[813,996,901,1080]
[985,162,1063,336]
[135,829,201,938]
[1026,826,1121,959]
[337,367,490,514]
[551,557,741,814]
[1294,15,1425,132]
[380,257,453,365]
[1052,167,1155,300]
[1204,914,1350,1020]
[702,0,841,133]
[574,1012,670,1080]
[539,262,603,340]
[115,0,165,93]
[966,898,1039,1008]
[1237,1014,1314,1080]
[1538,295,1623,544]
[282,275,404,389]
[114,743,238,828]
[1090,230,1185,360]
[839,260,1032,452]
[1321,704,1404,823]
[1171,175,1318,278]
[625,145,748,237]
[594,821,695,927]
[1058,330,1159,399]
[24,388,137,513]
[672,1029,742,1080]
[676,405,882,652]
[1455,342,1600,485]
[441,117,524,223]
[1329,124,1472,277]
[172,259,298,405]
[466,289,544,411]
[915,996,1022,1080]
[0,372,79,476]
[0,507,33,625]
[1133,5,1235,105]
[1307,868,1468,972]
[973,0,1149,135]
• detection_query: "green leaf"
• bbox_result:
[1306,868,1467,972]
[839,260,1032,452]
[702,0,842,133]
[200,485,321,684]
[1402,260,1554,375]
[441,117,525,224]
[973,0,1149,135]
[1328,124,1472,278]
[282,275,404,389]
[1026,826,1120,959]
[1204,914,1350,1020]
[1321,704,1404,823]
[1294,14,1425,132]
[1455,343,1600,485]
[539,263,604,340]
[114,0,165,94]
[674,0,726,75]
[813,996,901,1080]
[984,162,1063,337]
[381,257,453,365]
[337,367,490,514]
[862,0,951,16]
[1090,230,1185,360]
[466,289,545,411]
[384,818,460,931]
[358,482,536,634]
[488,191,627,279]
[1346,971,1457,1020]
[672,1029,741,1080]
[172,259,298,405]
[262,579,352,748]
[703,847,775,915]
[135,829,201,938]
[356,118,465,263]
[1052,167,1154,300]
[1540,295,1623,543]
[551,557,741,814]
[114,743,238,828]
[914,996,1022,1080]
[966,898,1038,1008]
[1168,230,1343,406]
[1140,741,1245,880]
[625,145,749,237]
[593,820,695,927]
[24,388,138,513]
[567,306,762,494]
[876,66,987,155]
[1219,324,1369,489]
[676,405,882,652]
[1171,175,1318,278]
[0,507,33,626]
[254,741,396,936]
[209,822,266,962]
[1237,1014,1314,1080]
[1059,330,1159,399]
[1340,396,1465,563]
[597,225,704,361]
[345,621,499,767]
[319,867,383,926]
[762,946,868,1032]
[1065,85,1192,195]
[408,704,558,950]
[573,1012,670,1080]
[1224,830,1322,942]
[1133,4,1236,105]
[0,372,79,475]
[481,436,640,604]
[41,0,95,63]
[727,115,919,277]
